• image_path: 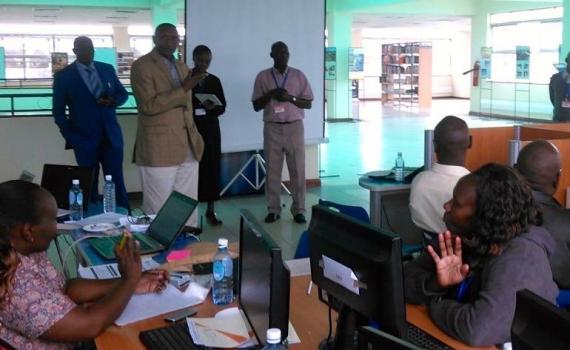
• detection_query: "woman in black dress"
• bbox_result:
[191,45,226,225]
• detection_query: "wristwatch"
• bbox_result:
[292,96,297,103]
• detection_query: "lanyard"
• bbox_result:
[271,68,289,89]
[456,275,474,302]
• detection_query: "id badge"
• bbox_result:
[195,108,207,116]
[273,104,285,114]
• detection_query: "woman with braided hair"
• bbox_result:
[404,163,559,347]
[0,180,169,349]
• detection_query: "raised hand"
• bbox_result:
[135,269,170,294]
[427,231,470,288]
[114,232,142,284]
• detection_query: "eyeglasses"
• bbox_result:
[128,208,152,225]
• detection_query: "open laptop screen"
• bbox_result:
[147,191,198,246]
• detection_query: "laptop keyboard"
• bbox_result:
[89,235,155,258]
[407,323,453,350]
[139,322,201,350]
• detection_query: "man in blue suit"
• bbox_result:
[53,36,129,209]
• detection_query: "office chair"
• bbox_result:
[557,289,570,309]
[378,189,424,258]
[294,199,370,259]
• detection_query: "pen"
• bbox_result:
[118,231,129,250]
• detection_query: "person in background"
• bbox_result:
[130,23,205,232]
[0,180,168,350]
[515,140,570,289]
[410,116,471,239]
[252,41,313,224]
[549,51,570,122]
[53,36,130,209]
[191,45,227,225]
[405,164,558,347]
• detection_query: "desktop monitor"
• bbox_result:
[41,164,94,212]
[358,326,423,350]
[309,204,406,349]
[239,209,290,345]
[511,289,570,350]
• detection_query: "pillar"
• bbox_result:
[327,10,352,120]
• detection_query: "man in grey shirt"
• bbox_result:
[515,140,570,289]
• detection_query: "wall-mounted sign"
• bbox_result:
[480,46,492,79]
[516,46,530,79]
[325,47,336,80]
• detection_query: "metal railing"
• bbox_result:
[0,91,138,117]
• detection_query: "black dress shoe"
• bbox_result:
[264,213,280,223]
[293,213,307,223]
[205,211,223,226]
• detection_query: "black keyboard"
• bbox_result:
[407,323,453,350]
[139,322,201,350]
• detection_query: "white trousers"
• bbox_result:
[139,152,199,227]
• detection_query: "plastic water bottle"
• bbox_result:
[261,328,287,349]
[103,175,116,213]
[68,179,83,221]
[212,238,234,305]
[394,152,405,182]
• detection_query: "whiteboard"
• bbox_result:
[186,0,325,153]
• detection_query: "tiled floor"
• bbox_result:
[195,99,515,260]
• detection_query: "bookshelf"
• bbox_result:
[381,42,432,108]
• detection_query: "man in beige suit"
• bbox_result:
[130,23,205,229]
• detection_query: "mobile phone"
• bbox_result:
[164,307,198,323]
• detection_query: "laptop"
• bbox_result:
[88,191,198,259]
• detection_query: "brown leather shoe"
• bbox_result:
[205,211,223,226]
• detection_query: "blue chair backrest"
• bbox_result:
[318,199,370,223]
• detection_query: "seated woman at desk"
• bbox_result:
[404,163,559,347]
[0,180,169,350]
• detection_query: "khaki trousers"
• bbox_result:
[263,120,305,215]
[138,152,199,227]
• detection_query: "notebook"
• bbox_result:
[88,191,197,259]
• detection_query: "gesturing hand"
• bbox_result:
[114,232,142,284]
[427,231,470,288]
[135,269,170,294]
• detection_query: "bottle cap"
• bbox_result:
[266,328,281,344]
[218,238,228,248]
[105,175,112,181]
[397,152,402,156]
[72,179,80,185]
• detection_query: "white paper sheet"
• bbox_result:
[195,93,223,106]
[77,259,160,279]
[322,255,360,295]
[114,278,209,326]
[187,307,250,348]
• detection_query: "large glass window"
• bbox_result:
[489,7,562,83]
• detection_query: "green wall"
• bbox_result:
[0,48,5,81]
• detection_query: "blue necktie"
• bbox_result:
[86,67,103,98]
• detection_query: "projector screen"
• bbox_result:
[186,0,325,153]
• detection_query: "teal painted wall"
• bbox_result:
[0,48,5,81]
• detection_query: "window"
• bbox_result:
[489,7,562,83]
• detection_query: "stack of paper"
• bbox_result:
[115,276,210,326]
[187,308,250,348]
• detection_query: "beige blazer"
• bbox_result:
[130,48,204,166]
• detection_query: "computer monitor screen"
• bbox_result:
[41,164,94,211]
[309,204,407,346]
[146,191,198,246]
[511,289,570,350]
[358,326,423,350]
[239,209,290,345]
